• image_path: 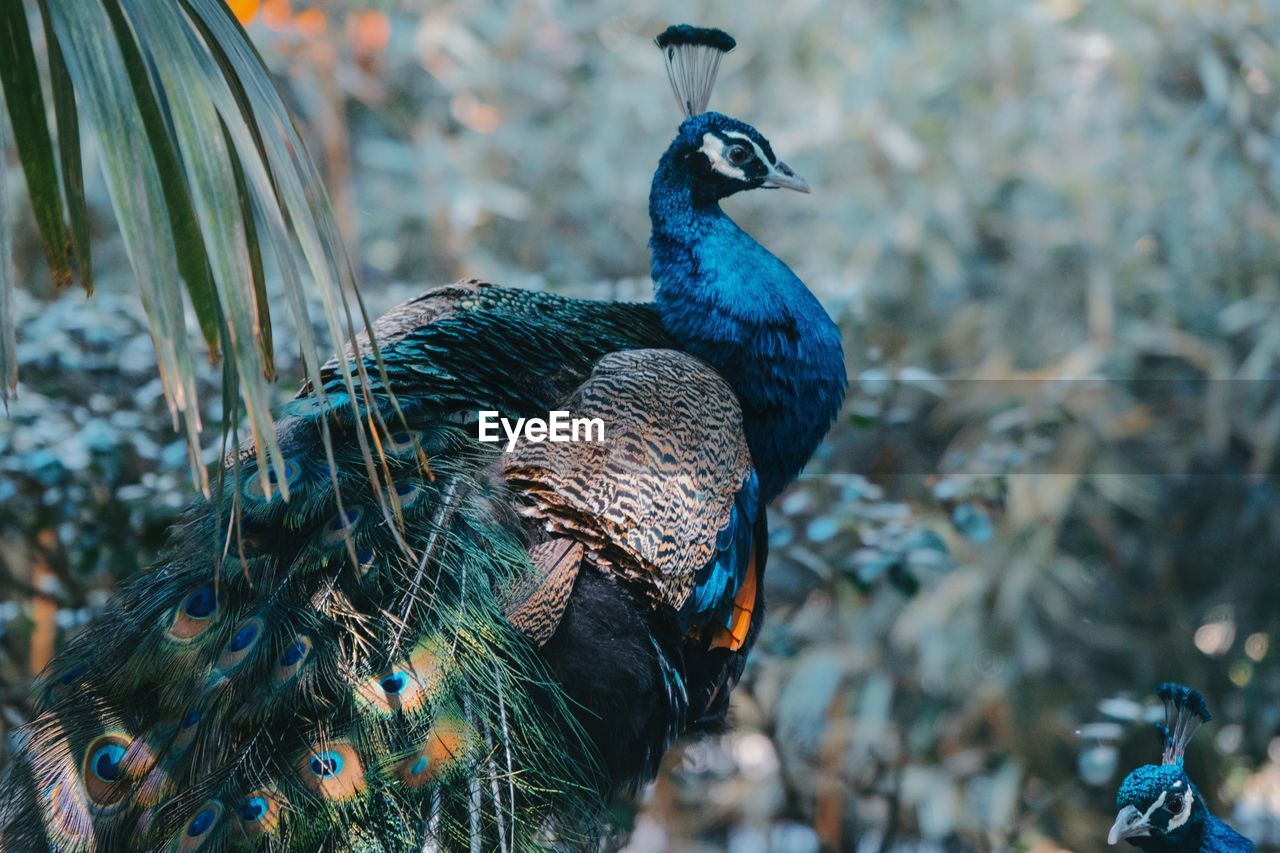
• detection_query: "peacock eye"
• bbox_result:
[1167,793,1184,813]
[726,144,751,166]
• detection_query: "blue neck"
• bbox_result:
[648,152,847,502]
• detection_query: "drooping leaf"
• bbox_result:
[4,0,409,506]
[178,0,407,522]
[97,0,223,362]
[42,0,207,487]
[116,0,289,491]
[224,117,272,380]
[0,83,14,401]
[0,0,72,287]
[38,0,92,292]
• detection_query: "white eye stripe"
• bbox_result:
[723,131,773,166]
[1143,791,1168,823]
[699,132,747,181]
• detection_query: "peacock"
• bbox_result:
[1108,682,1254,851]
[0,24,847,851]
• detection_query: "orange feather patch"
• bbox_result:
[710,545,758,651]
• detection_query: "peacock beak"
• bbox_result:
[762,160,811,193]
[1108,805,1152,845]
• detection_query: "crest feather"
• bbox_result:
[1156,681,1211,766]
[655,25,736,117]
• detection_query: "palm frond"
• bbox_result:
[0,0,384,497]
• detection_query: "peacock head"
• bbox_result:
[1110,764,1204,846]
[1108,682,1212,847]
[652,25,809,205]
[665,112,809,202]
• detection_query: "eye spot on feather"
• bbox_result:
[383,430,422,457]
[279,393,350,420]
[82,733,132,808]
[232,789,284,838]
[176,800,223,850]
[231,623,257,651]
[187,805,216,835]
[167,586,218,643]
[328,508,361,530]
[186,587,216,616]
[281,640,307,664]
[356,669,422,715]
[310,751,343,777]
[320,507,364,547]
[298,741,365,801]
[239,796,267,821]
[89,741,124,782]
[42,663,89,702]
[274,636,312,684]
[355,639,448,716]
[169,708,203,752]
[215,618,264,672]
[354,547,377,580]
[396,718,472,787]
[393,480,422,509]
[243,459,302,501]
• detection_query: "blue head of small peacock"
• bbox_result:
[1109,683,1212,848]
[1111,763,1206,847]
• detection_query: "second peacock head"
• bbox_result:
[1108,683,1212,847]
[654,25,810,205]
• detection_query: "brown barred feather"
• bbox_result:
[503,349,752,613]
[502,539,583,647]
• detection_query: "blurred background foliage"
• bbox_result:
[4,0,1280,849]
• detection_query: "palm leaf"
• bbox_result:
[0,0,387,499]
[0,80,14,401]
[0,0,72,287]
